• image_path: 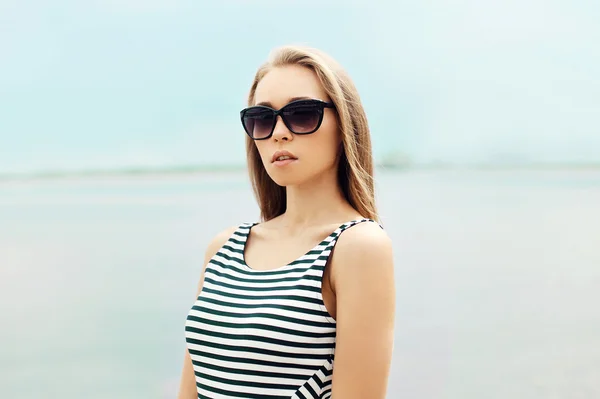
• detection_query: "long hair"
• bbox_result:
[245,45,378,223]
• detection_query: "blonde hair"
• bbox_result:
[245,44,378,223]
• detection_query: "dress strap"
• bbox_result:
[231,222,258,242]
[220,222,258,258]
[323,218,383,250]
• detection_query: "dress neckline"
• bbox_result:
[239,218,371,273]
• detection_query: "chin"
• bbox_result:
[264,163,305,187]
[267,171,302,187]
[266,162,333,188]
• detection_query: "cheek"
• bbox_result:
[321,115,342,147]
[307,131,341,167]
[320,124,342,160]
[254,142,270,163]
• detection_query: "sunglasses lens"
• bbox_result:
[241,101,326,139]
[283,104,321,133]
[242,108,275,139]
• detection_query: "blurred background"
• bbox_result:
[1,1,599,398]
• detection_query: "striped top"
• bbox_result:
[184,218,378,399]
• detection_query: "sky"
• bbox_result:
[1,0,599,175]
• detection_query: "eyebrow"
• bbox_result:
[255,96,315,107]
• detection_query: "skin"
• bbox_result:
[178,64,396,399]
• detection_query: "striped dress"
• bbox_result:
[184,218,377,399]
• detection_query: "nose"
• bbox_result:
[271,116,293,142]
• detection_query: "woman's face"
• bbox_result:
[251,65,342,188]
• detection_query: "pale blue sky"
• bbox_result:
[1,0,599,174]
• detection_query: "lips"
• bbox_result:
[271,150,298,163]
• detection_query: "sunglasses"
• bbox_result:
[240,99,335,140]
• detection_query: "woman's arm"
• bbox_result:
[176,226,238,399]
[329,222,396,399]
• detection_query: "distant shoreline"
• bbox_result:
[1,163,600,182]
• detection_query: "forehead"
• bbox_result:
[253,65,329,108]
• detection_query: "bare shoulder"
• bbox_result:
[328,220,396,398]
[337,220,392,251]
[330,221,394,287]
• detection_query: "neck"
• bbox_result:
[279,169,357,228]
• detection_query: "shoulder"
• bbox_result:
[193,224,243,297]
[335,220,393,264]
[327,220,396,396]
[329,220,394,292]
[203,224,243,262]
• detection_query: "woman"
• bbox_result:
[178,45,396,399]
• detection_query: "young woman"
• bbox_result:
[177,45,396,399]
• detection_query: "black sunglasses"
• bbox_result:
[240,99,335,140]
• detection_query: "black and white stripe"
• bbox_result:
[184,218,376,398]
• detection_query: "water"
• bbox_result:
[1,169,599,399]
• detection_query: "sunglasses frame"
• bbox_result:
[240,99,335,140]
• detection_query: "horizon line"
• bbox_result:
[2,162,600,182]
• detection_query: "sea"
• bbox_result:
[1,168,599,399]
